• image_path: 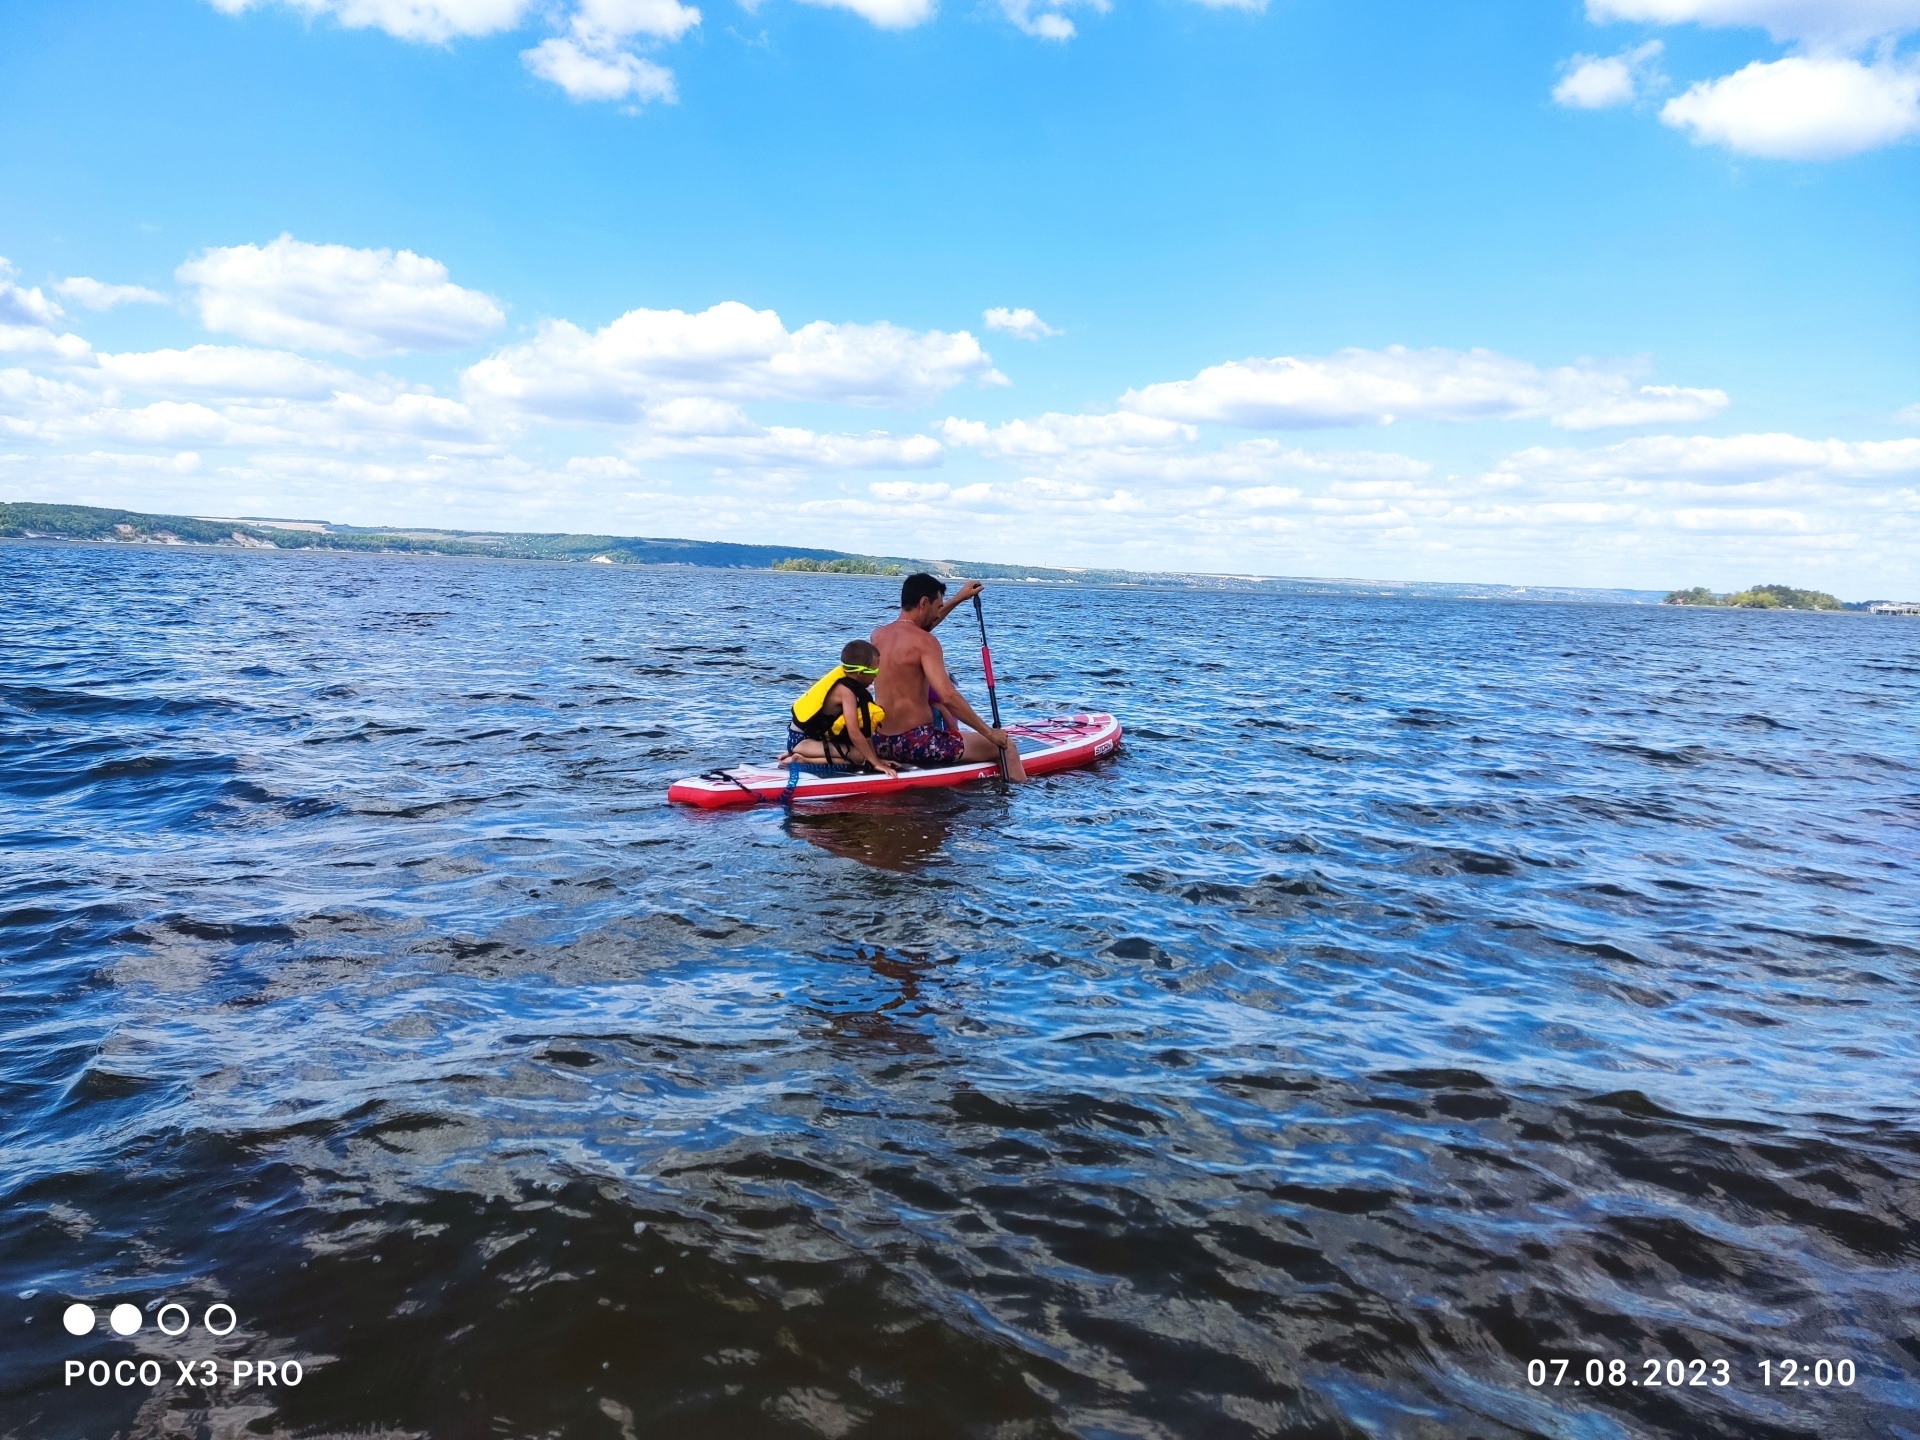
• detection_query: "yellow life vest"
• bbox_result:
[791,667,884,740]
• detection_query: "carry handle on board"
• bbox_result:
[972,594,1009,793]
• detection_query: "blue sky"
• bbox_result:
[1,0,1916,593]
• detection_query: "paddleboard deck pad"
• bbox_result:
[668,713,1122,809]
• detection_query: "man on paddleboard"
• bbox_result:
[870,574,1029,781]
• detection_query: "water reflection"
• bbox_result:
[784,795,958,871]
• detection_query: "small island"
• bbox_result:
[1664,583,1843,611]
[772,557,904,575]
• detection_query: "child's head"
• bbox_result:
[840,639,880,675]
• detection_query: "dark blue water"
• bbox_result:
[3,539,1918,1439]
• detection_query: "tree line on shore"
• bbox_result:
[1664,584,1843,611]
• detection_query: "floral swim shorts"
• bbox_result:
[871,722,967,767]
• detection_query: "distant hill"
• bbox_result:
[1,499,1670,604]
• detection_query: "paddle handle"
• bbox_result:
[972,594,1009,790]
[972,595,1004,728]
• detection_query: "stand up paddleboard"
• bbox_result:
[668,713,1122,810]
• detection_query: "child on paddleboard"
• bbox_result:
[776,640,899,775]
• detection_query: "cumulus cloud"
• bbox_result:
[995,0,1104,40]
[55,277,169,311]
[570,0,700,39]
[1497,431,1920,486]
[462,301,1004,421]
[207,0,1121,97]
[206,0,534,43]
[178,236,506,356]
[0,258,63,329]
[983,307,1061,340]
[942,411,1195,458]
[0,267,92,363]
[1576,0,1920,157]
[627,418,943,470]
[519,0,696,103]
[1118,346,1728,431]
[1554,41,1664,108]
[8,232,1908,591]
[0,327,93,363]
[625,397,943,471]
[1661,55,1920,158]
[93,346,372,400]
[791,0,936,29]
[1586,0,1920,49]
[938,409,1431,493]
[522,38,678,101]
[793,421,1915,589]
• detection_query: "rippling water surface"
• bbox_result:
[3,540,1918,1439]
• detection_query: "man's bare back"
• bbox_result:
[870,616,943,731]
[867,575,1028,780]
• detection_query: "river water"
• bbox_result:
[2,540,1917,1439]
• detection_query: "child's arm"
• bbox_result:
[837,690,897,774]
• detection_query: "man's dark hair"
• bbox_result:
[901,573,948,611]
[840,639,879,668]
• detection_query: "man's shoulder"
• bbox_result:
[877,617,933,649]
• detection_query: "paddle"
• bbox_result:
[972,593,1010,793]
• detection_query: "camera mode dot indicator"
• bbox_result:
[109,1303,142,1336]
[62,1304,95,1336]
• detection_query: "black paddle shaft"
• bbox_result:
[972,594,1010,790]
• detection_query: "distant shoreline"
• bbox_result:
[4,498,1675,606]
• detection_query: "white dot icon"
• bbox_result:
[62,1304,95,1336]
[109,1303,142,1336]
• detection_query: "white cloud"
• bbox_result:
[982,306,1061,340]
[939,410,1431,492]
[1895,402,1920,423]
[629,422,942,470]
[210,0,695,105]
[522,37,678,101]
[942,410,1195,458]
[996,0,1104,40]
[519,0,696,103]
[1498,432,1920,486]
[0,258,63,329]
[1554,41,1664,108]
[206,0,535,43]
[8,231,1911,592]
[94,346,370,400]
[1578,0,1920,158]
[619,397,940,470]
[1586,0,1920,49]
[1119,346,1728,431]
[572,0,700,39]
[177,236,506,356]
[462,301,1003,421]
[5,383,491,455]
[55,277,169,311]
[0,368,100,441]
[1549,382,1733,430]
[0,325,92,363]
[1661,55,1920,158]
[791,0,936,29]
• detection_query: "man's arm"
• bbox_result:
[930,580,984,629]
[921,641,1005,744]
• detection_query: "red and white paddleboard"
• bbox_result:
[668,713,1122,810]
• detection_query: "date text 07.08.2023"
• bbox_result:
[1526,1358,1858,1389]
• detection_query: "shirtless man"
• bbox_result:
[869,573,1029,781]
